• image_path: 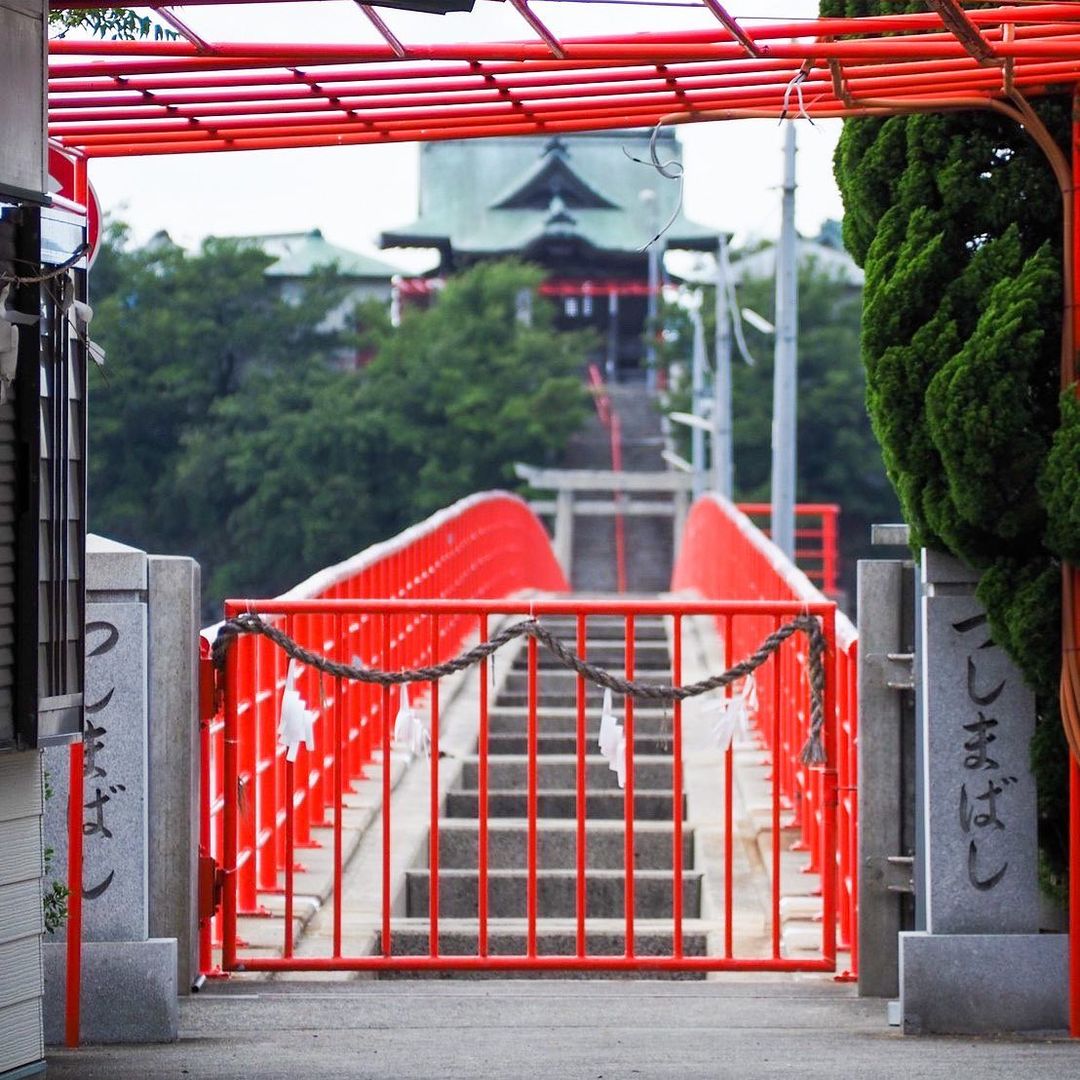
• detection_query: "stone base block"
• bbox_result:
[43,938,178,1044]
[899,931,1068,1035]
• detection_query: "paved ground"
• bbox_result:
[46,979,1079,1080]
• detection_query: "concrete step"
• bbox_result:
[494,690,675,711]
[445,788,685,821]
[485,732,673,756]
[487,709,673,735]
[374,919,710,978]
[500,671,672,694]
[458,755,673,791]
[405,868,703,919]
[435,819,694,871]
[537,621,669,642]
[515,644,671,668]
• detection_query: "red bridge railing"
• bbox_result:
[198,492,567,973]
[672,494,858,977]
[212,596,840,974]
[735,503,840,596]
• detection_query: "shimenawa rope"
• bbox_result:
[212,612,829,766]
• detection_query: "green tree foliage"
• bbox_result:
[49,8,178,40]
[729,259,898,583]
[355,263,589,526]
[88,227,346,563]
[822,0,1074,888]
[88,236,588,614]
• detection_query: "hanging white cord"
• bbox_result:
[623,118,685,250]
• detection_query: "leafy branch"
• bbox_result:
[49,8,179,41]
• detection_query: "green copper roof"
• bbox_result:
[236,229,404,280]
[381,131,718,258]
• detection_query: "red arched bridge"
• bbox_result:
[189,490,857,978]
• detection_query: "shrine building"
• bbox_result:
[380,129,718,380]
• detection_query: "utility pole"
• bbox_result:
[689,303,707,499]
[712,234,734,499]
[770,121,798,560]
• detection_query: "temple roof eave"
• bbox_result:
[380,223,720,256]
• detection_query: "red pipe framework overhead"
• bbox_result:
[44,3,1080,157]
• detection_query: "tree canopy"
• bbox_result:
[663,250,898,596]
[822,0,1073,889]
[88,234,588,613]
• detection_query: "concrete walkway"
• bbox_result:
[47,978,1078,1080]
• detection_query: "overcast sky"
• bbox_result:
[80,1,845,271]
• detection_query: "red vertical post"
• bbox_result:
[256,635,278,892]
[332,614,344,959]
[723,614,734,959]
[822,508,838,595]
[771,615,782,959]
[1070,752,1079,1038]
[381,613,392,958]
[1069,80,1080,1046]
[284,756,295,959]
[623,613,635,957]
[672,613,684,959]
[478,613,489,958]
[198,655,214,975]
[65,741,84,1048]
[222,623,239,970]
[429,615,440,958]
[820,609,839,967]
[526,634,539,957]
[843,642,859,979]
[576,613,588,957]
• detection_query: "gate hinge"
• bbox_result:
[885,854,915,894]
[865,651,915,692]
[198,851,224,922]
[198,646,218,725]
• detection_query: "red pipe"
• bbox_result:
[723,614,734,958]
[380,618,392,959]
[672,614,684,958]
[526,635,538,958]
[65,741,84,1048]
[212,953,836,972]
[575,614,587,958]
[478,613,490,958]
[222,640,238,971]
[623,614,636,956]
[1070,753,1079,1037]
[428,614,440,958]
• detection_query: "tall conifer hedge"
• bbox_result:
[822,0,1076,889]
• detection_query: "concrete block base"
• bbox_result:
[899,931,1068,1034]
[43,939,178,1044]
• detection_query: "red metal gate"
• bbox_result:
[202,595,850,975]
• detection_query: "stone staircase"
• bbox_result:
[383,614,709,975]
[562,384,676,594]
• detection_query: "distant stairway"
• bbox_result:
[383,615,708,977]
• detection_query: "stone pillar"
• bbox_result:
[856,557,915,998]
[147,555,201,994]
[898,549,1068,1033]
[553,488,574,579]
[672,488,689,556]
[42,536,185,1043]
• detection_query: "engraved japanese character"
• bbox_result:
[83,870,115,900]
[83,787,113,839]
[968,840,1007,891]
[962,714,999,771]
